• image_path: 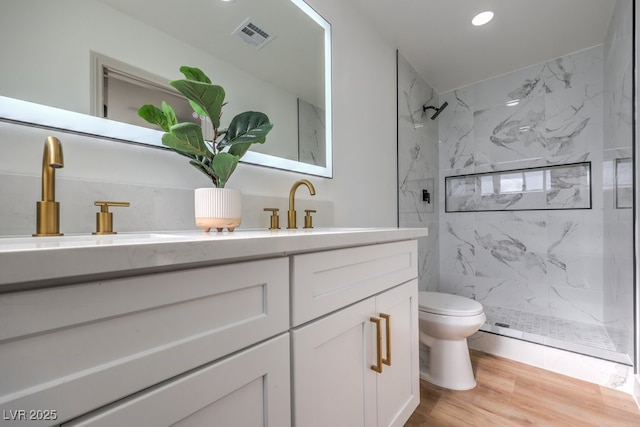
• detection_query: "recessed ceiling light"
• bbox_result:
[506,99,520,107]
[472,11,494,26]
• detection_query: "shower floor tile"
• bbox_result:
[481,306,617,352]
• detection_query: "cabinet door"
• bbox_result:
[293,280,419,427]
[292,297,377,427]
[375,280,419,427]
[62,334,291,427]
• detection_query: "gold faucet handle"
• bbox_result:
[95,201,130,210]
[93,201,130,235]
[263,208,281,230]
[303,209,316,229]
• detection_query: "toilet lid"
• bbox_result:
[418,291,484,316]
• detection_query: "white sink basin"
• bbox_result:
[0,233,186,252]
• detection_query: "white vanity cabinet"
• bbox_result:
[291,240,420,427]
[0,228,425,427]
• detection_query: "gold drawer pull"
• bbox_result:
[370,316,383,373]
[380,313,391,366]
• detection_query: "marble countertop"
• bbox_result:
[0,227,428,291]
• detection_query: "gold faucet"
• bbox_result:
[288,179,316,229]
[34,136,64,236]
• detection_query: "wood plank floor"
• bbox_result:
[405,349,640,426]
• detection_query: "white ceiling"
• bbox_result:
[345,0,617,93]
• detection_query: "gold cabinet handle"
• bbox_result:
[380,313,391,366]
[370,316,383,373]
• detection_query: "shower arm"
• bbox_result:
[422,101,448,120]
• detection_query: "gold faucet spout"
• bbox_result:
[42,136,64,202]
[34,136,64,236]
[288,179,316,229]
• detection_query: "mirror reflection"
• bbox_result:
[0,0,332,176]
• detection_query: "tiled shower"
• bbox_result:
[398,0,634,365]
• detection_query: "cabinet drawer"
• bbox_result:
[0,258,288,427]
[291,240,417,326]
[62,334,291,427]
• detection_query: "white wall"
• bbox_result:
[0,0,398,235]
[308,0,398,226]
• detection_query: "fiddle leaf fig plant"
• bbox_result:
[138,66,273,188]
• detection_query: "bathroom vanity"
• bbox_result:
[0,228,426,426]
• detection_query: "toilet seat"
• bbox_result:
[418,291,483,316]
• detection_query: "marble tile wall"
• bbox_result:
[297,98,326,166]
[438,45,607,325]
[602,0,634,358]
[397,54,438,291]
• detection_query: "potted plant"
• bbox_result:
[138,66,273,232]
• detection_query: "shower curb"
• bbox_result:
[468,330,635,396]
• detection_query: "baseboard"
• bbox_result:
[468,331,635,395]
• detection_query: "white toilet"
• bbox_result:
[418,291,486,390]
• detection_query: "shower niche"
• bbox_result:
[445,162,592,213]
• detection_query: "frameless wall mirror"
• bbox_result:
[0,0,332,177]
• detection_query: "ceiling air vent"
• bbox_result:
[232,18,275,50]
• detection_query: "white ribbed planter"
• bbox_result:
[194,188,242,232]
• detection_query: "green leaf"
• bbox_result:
[228,142,253,159]
[161,122,210,158]
[212,152,239,188]
[179,66,212,84]
[161,101,178,128]
[217,111,273,152]
[169,80,225,128]
[138,104,171,132]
